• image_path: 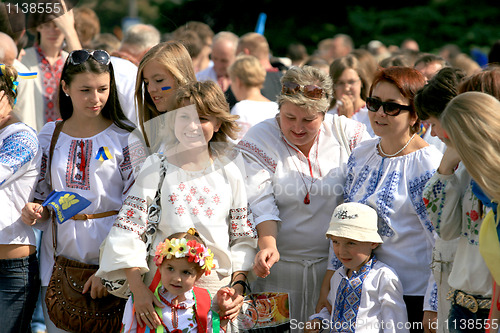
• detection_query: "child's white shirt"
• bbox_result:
[311,258,409,333]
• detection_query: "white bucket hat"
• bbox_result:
[326,202,383,243]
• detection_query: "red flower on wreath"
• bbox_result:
[187,240,204,263]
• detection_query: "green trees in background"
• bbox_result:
[84,0,499,56]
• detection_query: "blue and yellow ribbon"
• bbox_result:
[95,146,113,161]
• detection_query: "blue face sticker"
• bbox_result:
[161,86,172,91]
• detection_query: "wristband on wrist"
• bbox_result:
[230,280,249,296]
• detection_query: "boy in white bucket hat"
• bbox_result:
[306,202,409,333]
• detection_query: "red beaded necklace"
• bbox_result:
[282,133,322,205]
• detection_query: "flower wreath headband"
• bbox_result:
[0,64,37,105]
[154,228,215,276]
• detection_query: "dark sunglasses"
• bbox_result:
[366,97,412,116]
[68,50,111,66]
[281,81,325,100]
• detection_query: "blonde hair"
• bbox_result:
[135,41,196,148]
[441,91,500,200]
[0,64,17,107]
[237,32,270,60]
[278,65,333,116]
[228,54,266,88]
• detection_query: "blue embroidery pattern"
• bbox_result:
[429,282,438,312]
[376,170,401,237]
[409,170,436,233]
[0,131,38,186]
[333,257,377,333]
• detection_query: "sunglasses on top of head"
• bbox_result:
[366,97,412,116]
[281,81,325,100]
[68,50,111,66]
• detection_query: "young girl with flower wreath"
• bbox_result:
[121,228,231,333]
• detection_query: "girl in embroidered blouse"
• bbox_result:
[238,65,370,328]
[97,80,257,330]
[438,70,500,333]
[122,229,230,333]
[319,67,443,333]
[0,64,42,333]
[22,1,83,131]
[134,41,197,153]
[21,49,146,333]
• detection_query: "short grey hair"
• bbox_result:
[122,24,161,53]
[278,65,333,114]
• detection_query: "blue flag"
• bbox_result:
[42,190,91,224]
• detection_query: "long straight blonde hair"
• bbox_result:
[441,91,500,200]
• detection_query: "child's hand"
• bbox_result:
[304,319,322,333]
[216,287,234,309]
[82,273,108,299]
[217,286,243,322]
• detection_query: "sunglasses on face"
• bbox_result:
[68,50,111,66]
[281,81,325,100]
[366,97,412,116]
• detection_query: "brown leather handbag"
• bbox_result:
[44,121,126,332]
[45,254,126,333]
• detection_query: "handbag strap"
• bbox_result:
[142,155,167,254]
[49,121,65,258]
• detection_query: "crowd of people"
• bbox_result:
[1,2,500,333]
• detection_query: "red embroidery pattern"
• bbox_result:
[120,140,147,173]
[113,195,148,236]
[229,207,257,239]
[168,183,220,219]
[349,121,365,152]
[36,45,64,123]
[66,139,92,190]
[237,140,277,173]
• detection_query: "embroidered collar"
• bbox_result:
[158,287,195,308]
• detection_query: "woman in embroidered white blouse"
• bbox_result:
[238,66,370,327]
[97,81,257,330]
[322,67,442,333]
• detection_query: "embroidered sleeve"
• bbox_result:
[422,169,467,241]
[119,137,148,198]
[0,131,38,187]
[227,161,258,272]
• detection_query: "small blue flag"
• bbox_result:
[42,190,91,224]
[255,13,267,35]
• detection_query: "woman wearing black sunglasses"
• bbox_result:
[237,65,371,327]
[323,66,443,333]
[22,49,147,333]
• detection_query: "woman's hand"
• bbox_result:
[21,202,48,226]
[253,247,280,278]
[315,270,334,313]
[254,220,280,278]
[82,273,109,299]
[438,147,461,175]
[337,95,355,118]
[423,311,437,333]
[52,0,82,51]
[131,281,164,329]
[126,268,163,329]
